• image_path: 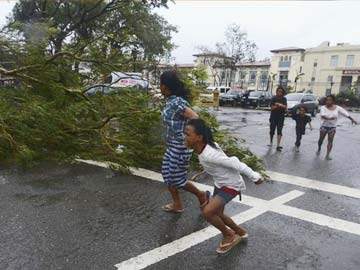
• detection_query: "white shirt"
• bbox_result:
[198,143,261,191]
[320,105,350,127]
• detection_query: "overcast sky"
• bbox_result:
[1,1,360,64]
[156,1,360,63]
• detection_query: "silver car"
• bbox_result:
[285,93,319,117]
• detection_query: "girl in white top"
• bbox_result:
[317,95,357,160]
[184,119,263,254]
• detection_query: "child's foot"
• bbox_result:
[295,146,299,152]
[276,146,282,151]
[235,229,248,239]
[316,149,321,155]
[216,233,242,254]
[268,143,273,147]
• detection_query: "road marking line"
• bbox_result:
[76,160,360,235]
[114,207,266,270]
[78,158,360,203]
[76,160,360,267]
[114,191,304,270]
[271,204,360,236]
[267,170,360,199]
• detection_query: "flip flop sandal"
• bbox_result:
[216,234,242,254]
[237,232,248,240]
[162,204,184,213]
[199,191,211,209]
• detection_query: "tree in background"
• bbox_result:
[1,0,176,88]
[197,23,257,87]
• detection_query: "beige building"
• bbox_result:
[193,53,270,90]
[269,47,305,93]
[269,42,360,96]
[302,42,360,96]
[234,61,271,91]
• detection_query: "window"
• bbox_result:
[299,66,303,73]
[330,55,338,67]
[280,56,284,61]
[311,77,315,82]
[260,71,268,80]
[346,55,355,67]
[289,56,292,61]
[249,71,257,82]
[313,62,317,67]
[285,56,288,61]
[327,75,333,82]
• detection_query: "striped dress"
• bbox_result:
[161,95,192,188]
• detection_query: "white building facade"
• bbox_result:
[193,53,270,91]
[269,42,360,96]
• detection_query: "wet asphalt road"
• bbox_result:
[0,108,359,270]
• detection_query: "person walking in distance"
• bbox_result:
[292,106,312,152]
[160,71,210,213]
[269,87,287,151]
[317,94,357,160]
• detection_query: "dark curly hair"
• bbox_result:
[186,119,217,149]
[160,70,189,100]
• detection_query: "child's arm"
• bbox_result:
[206,151,262,183]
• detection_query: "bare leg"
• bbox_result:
[317,130,327,154]
[326,131,336,160]
[277,134,282,147]
[202,197,235,244]
[168,185,183,210]
[218,205,247,236]
[182,182,208,205]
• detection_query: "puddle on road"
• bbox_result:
[0,176,8,185]
[14,192,66,207]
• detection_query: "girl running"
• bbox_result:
[292,106,312,152]
[269,87,287,151]
[317,94,357,160]
[160,71,209,213]
[184,119,263,254]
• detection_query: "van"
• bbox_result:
[105,72,148,90]
[206,85,231,96]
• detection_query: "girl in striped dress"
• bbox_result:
[160,71,210,213]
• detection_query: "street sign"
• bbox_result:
[343,70,360,75]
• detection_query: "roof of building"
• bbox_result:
[193,53,233,59]
[156,63,195,69]
[236,61,271,67]
[306,43,360,53]
[270,47,305,53]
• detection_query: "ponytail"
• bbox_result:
[187,119,217,149]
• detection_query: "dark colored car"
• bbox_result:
[285,93,319,117]
[242,91,272,108]
[219,89,244,106]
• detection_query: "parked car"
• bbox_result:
[242,91,272,108]
[286,93,319,117]
[206,85,231,96]
[84,84,121,95]
[219,89,245,106]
